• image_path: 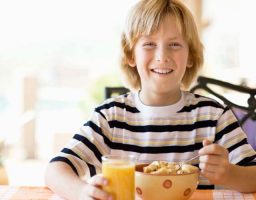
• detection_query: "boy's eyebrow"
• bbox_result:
[140,35,182,41]
[139,35,153,40]
[166,36,181,40]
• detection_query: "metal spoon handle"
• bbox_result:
[177,155,200,169]
[183,155,200,163]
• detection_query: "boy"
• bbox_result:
[45,0,256,199]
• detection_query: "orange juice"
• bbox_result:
[102,155,135,200]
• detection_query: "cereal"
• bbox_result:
[143,161,198,175]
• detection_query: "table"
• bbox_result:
[0,185,256,200]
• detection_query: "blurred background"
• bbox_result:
[0,0,255,185]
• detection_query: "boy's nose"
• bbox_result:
[156,56,170,63]
[155,49,171,63]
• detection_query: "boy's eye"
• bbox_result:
[143,42,155,47]
[169,43,182,48]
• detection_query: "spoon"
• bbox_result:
[183,154,200,164]
[179,139,213,167]
[178,154,200,168]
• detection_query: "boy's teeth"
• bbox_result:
[152,69,173,74]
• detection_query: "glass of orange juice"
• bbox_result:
[102,155,136,200]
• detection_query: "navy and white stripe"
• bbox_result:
[50,91,256,188]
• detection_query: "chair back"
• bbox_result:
[191,76,256,149]
[104,87,129,99]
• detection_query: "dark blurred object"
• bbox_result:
[105,87,130,99]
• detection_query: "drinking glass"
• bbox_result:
[102,154,136,200]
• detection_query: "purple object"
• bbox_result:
[232,108,256,150]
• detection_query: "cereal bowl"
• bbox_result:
[135,163,199,200]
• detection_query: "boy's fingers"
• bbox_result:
[203,139,212,146]
[86,185,112,200]
[88,175,108,187]
[199,162,218,173]
[83,184,113,200]
[199,139,213,155]
[86,175,113,200]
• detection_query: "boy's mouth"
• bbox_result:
[151,68,174,74]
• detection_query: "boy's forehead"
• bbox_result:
[139,16,182,38]
[142,14,182,34]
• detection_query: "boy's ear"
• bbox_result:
[186,57,193,68]
[187,62,193,68]
[128,59,136,67]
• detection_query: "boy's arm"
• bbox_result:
[45,161,110,200]
[199,139,256,192]
[45,103,113,199]
[224,164,256,192]
[45,162,85,200]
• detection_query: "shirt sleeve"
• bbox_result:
[214,106,256,166]
[50,108,112,181]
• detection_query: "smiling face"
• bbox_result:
[129,14,191,105]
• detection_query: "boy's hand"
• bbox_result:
[198,139,231,185]
[79,174,112,200]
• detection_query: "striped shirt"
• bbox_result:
[51,91,256,188]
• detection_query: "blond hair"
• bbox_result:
[120,0,203,90]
